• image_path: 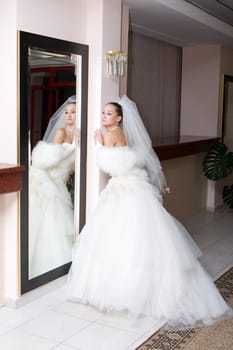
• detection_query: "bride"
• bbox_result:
[29,96,77,278]
[67,95,231,328]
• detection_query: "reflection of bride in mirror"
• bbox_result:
[29,95,78,279]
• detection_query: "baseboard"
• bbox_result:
[3,275,66,309]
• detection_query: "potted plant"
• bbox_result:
[202,142,233,208]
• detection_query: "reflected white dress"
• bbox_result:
[67,144,231,328]
[29,141,75,278]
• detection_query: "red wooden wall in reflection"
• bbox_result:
[30,65,76,147]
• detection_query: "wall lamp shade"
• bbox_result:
[106,50,127,77]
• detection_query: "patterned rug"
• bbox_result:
[136,267,233,350]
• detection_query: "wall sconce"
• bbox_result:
[106,51,127,78]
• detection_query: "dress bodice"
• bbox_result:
[96,143,148,179]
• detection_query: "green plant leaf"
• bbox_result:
[202,143,233,180]
[223,185,233,209]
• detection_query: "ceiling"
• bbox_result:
[185,0,233,26]
[123,0,233,47]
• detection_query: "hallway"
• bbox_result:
[0,208,232,350]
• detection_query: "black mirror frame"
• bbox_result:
[19,31,88,294]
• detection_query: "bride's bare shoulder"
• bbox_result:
[52,128,66,144]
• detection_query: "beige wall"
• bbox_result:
[215,173,233,208]
[17,0,86,44]
[0,0,20,306]
[180,44,233,210]
[162,153,207,222]
[84,0,126,215]
[0,1,18,163]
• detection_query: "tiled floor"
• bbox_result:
[0,207,233,350]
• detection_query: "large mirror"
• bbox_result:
[19,31,88,293]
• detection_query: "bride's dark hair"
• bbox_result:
[108,102,123,123]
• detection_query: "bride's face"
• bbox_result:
[101,104,121,127]
[65,103,76,126]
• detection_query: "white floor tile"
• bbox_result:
[64,323,140,350]
[52,345,78,350]
[0,329,57,350]
[30,288,67,308]
[16,310,90,343]
[201,253,233,280]
[212,262,233,281]
[52,301,104,322]
[0,324,10,336]
[183,211,217,233]
[0,301,48,328]
[184,207,232,238]
[194,222,233,250]
[200,238,233,277]
[17,277,66,309]
[125,321,165,350]
[97,311,158,335]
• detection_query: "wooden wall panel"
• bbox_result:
[128,32,182,141]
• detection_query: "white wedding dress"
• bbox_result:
[67,143,231,328]
[29,140,75,278]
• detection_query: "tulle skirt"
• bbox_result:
[67,172,231,328]
[29,167,74,278]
